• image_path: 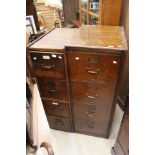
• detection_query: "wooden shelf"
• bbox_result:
[88,11,99,18]
[81,8,87,13]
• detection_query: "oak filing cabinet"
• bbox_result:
[28,25,127,138]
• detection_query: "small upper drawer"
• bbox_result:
[31,53,65,79]
[37,77,68,102]
[42,99,70,117]
[69,52,120,82]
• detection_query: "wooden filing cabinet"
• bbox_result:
[31,51,72,132]
[28,25,127,138]
[68,50,121,137]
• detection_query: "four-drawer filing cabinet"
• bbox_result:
[28,25,127,138]
[31,51,72,132]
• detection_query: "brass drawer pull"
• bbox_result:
[86,112,96,117]
[49,89,57,93]
[86,68,100,74]
[51,102,59,105]
[86,93,98,99]
[40,64,55,70]
[87,114,96,117]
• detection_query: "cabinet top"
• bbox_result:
[28,25,128,51]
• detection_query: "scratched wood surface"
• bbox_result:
[29,25,127,51]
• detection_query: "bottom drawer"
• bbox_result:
[74,116,107,137]
[47,115,71,132]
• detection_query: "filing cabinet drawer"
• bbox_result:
[71,81,116,105]
[42,99,70,117]
[69,52,120,82]
[37,77,68,102]
[74,115,108,137]
[31,53,65,79]
[73,102,110,136]
[47,115,71,131]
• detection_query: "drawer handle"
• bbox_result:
[86,113,96,117]
[86,68,100,74]
[40,64,55,70]
[86,93,98,99]
[49,89,57,93]
[51,102,59,105]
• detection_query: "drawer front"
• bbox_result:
[69,52,120,82]
[73,102,111,136]
[31,53,65,79]
[47,115,71,131]
[118,117,129,155]
[42,99,70,117]
[71,81,116,105]
[37,77,68,102]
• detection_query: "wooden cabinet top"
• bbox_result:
[29,25,127,51]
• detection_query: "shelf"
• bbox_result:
[81,8,87,13]
[88,11,99,18]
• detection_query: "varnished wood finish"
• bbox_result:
[71,81,116,104]
[47,115,71,132]
[29,25,127,51]
[69,51,121,82]
[31,52,65,79]
[42,99,70,117]
[28,25,127,138]
[101,0,123,25]
[37,77,68,102]
[73,101,112,137]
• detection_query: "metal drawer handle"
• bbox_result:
[86,68,100,74]
[51,102,59,105]
[40,64,55,70]
[49,89,57,93]
[86,114,95,117]
[86,112,96,116]
[86,93,98,99]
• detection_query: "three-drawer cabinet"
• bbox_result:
[28,26,127,138]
